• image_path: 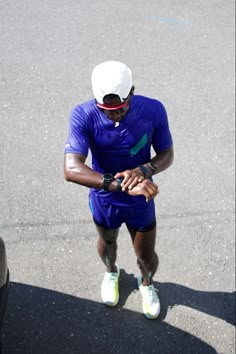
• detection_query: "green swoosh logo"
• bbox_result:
[130,133,147,156]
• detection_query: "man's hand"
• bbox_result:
[114,147,174,191]
[127,179,159,202]
[115,168,145,191]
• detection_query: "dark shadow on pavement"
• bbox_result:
[118,269,235,326]
[2,275,231,353]
[156,281,235,326]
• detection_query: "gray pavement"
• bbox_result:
[0,0,235,353]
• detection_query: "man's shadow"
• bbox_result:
[0,269,235,354]
[118,269,235,325]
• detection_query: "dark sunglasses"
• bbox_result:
[96,95,131,112]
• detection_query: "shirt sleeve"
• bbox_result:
[152,101,173,152]
[64,106,90,156]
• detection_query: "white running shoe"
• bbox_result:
[137,275,161,319]
[101,266,120,307]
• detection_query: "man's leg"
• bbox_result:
[127,224,160,318]
[95,222,119,273]
[94,221,120,306]
[127,225,159,285]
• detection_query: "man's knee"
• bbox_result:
[96,225,119,243]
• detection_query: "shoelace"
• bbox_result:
[146,285,159,302]
[107,273,118,285]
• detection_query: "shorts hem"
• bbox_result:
[126,220,156,232]
[93,217,120,230]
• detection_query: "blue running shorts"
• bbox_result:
[89,191,156,231]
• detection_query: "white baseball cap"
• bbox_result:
[91,61,132,110]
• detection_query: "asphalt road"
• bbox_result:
[0,0,235,353]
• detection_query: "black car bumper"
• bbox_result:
[0,269,10,330]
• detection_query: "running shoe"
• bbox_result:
[137,275,160,319]
[101,266,120,306]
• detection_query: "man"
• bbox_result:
[64,61,174,319]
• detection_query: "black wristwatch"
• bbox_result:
[115,177,124,191]
[102,173,114,191]
[148,161,158,175]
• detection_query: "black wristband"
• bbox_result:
[138,165,149,178]
[102,173,114,191]
[115,177,124,191]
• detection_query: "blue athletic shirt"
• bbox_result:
[64,95,173,206]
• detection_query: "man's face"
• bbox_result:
[99,95,131,123]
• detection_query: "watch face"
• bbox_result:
[103,173,113,182]
[103,173,114,191]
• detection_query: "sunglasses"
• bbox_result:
[96,95,131,112]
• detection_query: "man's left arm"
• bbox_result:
[115,145,174,191]
[145,145,174,176]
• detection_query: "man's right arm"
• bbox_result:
[64,153,103,189]
[64,153,159,202]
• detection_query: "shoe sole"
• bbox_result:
[103,298,119,307]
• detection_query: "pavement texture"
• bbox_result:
[0,0,235,353]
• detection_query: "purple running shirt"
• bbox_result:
[64,95,173,206]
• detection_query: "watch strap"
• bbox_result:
[138,165,149,178]
[148,162,158,175]
[115,177,124,191]
[103,173,114,191]
[103,180,111,191]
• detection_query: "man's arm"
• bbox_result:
[114,145,174,191]
[64,153,159,202]
[145,145,174,175]
[64,153,103,189]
